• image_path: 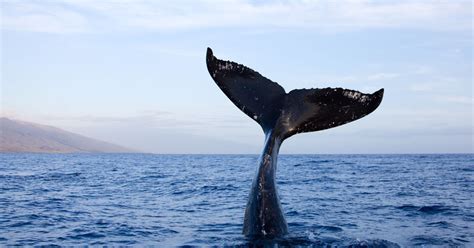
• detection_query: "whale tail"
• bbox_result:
[206,47,384,238]
[206,47,384,139]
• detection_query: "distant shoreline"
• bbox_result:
[1,152,472,155]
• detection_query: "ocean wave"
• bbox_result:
[0,153,472,246]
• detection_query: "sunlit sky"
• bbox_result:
[1,0,473,153]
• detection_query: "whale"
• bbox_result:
[205,47,384,238]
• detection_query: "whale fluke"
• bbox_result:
[206,48,285,131]
[280,87,384,139]
[206,47,383,140]
[206,47,384,238]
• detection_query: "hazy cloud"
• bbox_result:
[40,112,261,153]
[1,2,88,33]
[414,65,434,75]
[367,73,400,81]
[31,111,169,123]
[1,0,471,33]
[435,95,473,105]
[408,83,434,92]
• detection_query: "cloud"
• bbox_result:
[435,95,473,104]
[414,66,434,75]
[1,0,471,33]
[23,109,257,136]
[0,108,24,120]
[138,46,203,58]
[23,111,261,153]
[1,2,88,33]
[34,111,213,130]
[408,83,434,92]
[367,73,400,81]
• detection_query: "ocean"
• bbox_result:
[0,153,472,247]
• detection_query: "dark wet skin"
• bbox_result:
[206,47,384,238]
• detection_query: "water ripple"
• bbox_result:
[0,153,472,246]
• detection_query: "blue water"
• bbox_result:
[0,154,472,247]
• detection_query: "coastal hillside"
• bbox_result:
[0,117,134,153]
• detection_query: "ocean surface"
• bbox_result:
[0,153,472,247]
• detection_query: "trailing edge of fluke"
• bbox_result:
[205,47,384,238]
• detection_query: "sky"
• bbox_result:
[1,0,473,154]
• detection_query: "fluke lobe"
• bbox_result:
[205,48,384,238]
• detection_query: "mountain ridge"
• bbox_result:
[0,117,135,153]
